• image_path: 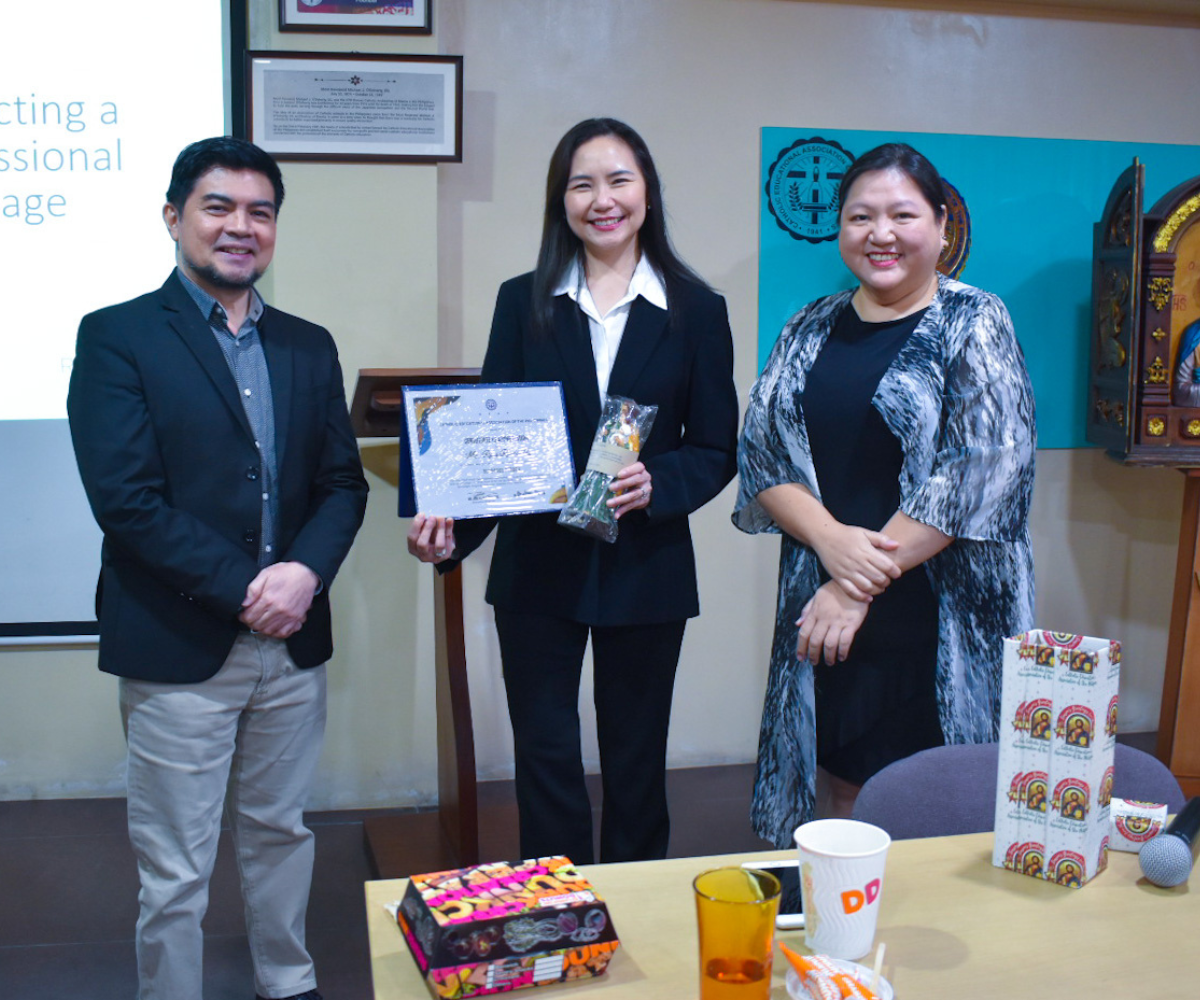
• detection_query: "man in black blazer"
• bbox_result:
[68,138,367,1000]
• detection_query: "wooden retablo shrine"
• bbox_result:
[1088,160,1200,463]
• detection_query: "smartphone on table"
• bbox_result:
[743,859,804,929]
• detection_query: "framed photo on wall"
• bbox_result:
[278,0,432,34]
[247,51,462,162]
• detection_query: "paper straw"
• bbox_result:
[870,942,886,993]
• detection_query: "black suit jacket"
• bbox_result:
[450,272,738,625]
[67,272,368,682]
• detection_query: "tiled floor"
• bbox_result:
[0,764,772,1000]
[0,797,383,1000]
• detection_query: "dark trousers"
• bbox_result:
[493,609,686,864]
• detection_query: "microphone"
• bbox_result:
[1139,797,1200,888]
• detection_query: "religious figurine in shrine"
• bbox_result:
[1174,317,1200,407]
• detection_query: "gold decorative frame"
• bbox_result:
[1149,278,1173,312]
[1153,194,1200,253]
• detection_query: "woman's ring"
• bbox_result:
[435,549,446,558]
[642,486,649,500]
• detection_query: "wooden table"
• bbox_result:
[366,832,1200,999]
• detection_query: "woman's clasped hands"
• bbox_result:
[810,521,900,602]
[798,522,901,665]
[797,582,870,666]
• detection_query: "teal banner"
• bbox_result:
[759,128,1200,449]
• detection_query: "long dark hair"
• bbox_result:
[836,142,946,222]
[531,118,709,337]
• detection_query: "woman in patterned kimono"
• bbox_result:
[733,143,1036,846]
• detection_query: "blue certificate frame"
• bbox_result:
[401,382,575,519]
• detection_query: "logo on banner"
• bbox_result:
[937,177,972,279]
[764,137,854,243]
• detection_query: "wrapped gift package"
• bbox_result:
[1109,797,1169,853]
[396,856,620,998]
[992,630,1121,888]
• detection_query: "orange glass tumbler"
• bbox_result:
[693,867,782,1000]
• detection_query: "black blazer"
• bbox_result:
[451,272,738,625]
[67,272,368,682]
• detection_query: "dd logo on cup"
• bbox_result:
[841,877,882,914]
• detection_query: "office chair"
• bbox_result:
[850,741,1185,839]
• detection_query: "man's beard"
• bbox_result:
[185,255,264,291]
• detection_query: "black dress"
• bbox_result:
[800,303,944,785]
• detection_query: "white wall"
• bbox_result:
[1,0,1195,807]
[438,0,1198,784]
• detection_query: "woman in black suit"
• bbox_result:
[408,118,738,863]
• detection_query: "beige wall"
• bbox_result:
[1,0,1196,807]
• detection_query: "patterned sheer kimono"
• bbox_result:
[733,276,1036,847]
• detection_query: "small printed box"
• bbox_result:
[993,630,1121,888]
[396,856,620,998]
[1109,797,1169,853]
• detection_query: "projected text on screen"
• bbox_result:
[0,1,225,422]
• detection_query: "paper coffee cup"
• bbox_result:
[794,819,890,960]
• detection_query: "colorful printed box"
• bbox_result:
[1109,797,1169,853]
[396,856,620,998]
[992,631,1121,888]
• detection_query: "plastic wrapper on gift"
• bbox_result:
[992,630,1121,888]
[558,395,657,544]
[395,856,620,998]
[1109,797,1169,853]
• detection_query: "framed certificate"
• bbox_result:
[246,51,463,162]
[402,382,575,519]
[278,0,433,35]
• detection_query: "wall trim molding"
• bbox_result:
[782,0,1200,29]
